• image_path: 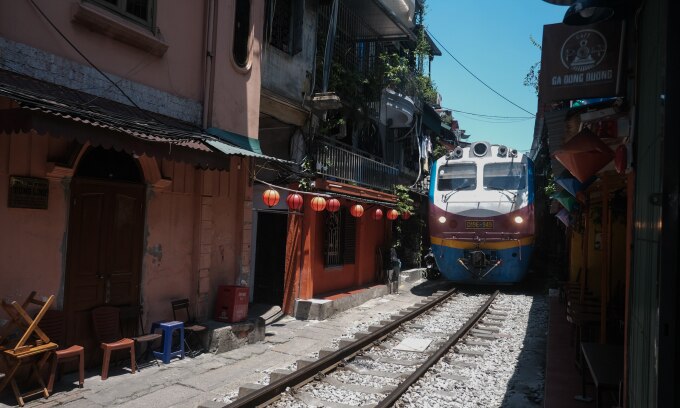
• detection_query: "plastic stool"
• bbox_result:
[150,321,185,363]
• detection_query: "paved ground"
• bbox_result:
[1,276,449,408]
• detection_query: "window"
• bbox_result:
[233,0,251,68]
[483,163,527,190]
[437,163,477,191]
[324,208,356,267]
[266,0,304,55]
[87,0,155,28]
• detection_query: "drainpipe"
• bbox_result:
[321,0,339,93]
[202,0,217,128]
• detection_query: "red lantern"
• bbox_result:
[262,188,280,208]
[372,208,383,220]
[286,193,303,211]
[349,204,364,218]
[310,196,327,212]
[401,211,411,220]
[327,198,341,212]
[387,209,399,220]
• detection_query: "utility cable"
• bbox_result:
[28,0,184,129]
[426,29,536,117]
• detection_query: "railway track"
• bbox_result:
[214,288,508,408]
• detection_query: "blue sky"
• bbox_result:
[425,1,567,152]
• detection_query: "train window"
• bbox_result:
[438,163,477,191]
[483,163,526,190]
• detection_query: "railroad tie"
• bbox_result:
[340,365,407,379]
[323,376,395,394]
[269,369,294,382]
[294,391,376,408]
[237,383,264,398]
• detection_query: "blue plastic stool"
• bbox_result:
[151,321,185,363]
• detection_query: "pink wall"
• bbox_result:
[0,0,206,102]
[209,0,264,138]
[0,133,67,308]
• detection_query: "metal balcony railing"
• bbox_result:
[312,140,399,191]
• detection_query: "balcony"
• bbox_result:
[312,139,399,192]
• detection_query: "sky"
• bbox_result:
[425,1,567,152]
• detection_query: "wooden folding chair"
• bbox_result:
[171,299,206,356]
[0,292,58,406]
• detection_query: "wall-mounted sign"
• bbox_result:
[540,21,624,102]
[8,176,49,209]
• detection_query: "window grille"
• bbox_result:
[267,0,303,55]
[324,208,356,267]
[325,210,341,266]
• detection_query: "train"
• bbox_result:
[427,141,535,284]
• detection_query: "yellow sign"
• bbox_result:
[465,220,494,230]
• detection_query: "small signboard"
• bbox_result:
[540,21,624,102]
[8,176,49,209]
[465,220,494,230]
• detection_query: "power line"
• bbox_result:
[28,0,180,128]
[426,29,536,117]
[441,107,534,119]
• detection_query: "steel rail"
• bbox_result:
[375,289,500,408]
[222,287,458,408]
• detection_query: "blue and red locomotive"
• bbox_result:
[428,142,535,284]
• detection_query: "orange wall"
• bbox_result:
[0,131,249,327]
[0,133,66,308]
[287,197,388,300]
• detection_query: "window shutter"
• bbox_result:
[342,209,356,264]
[291,0,304,55]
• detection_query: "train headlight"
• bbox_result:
[438,216,447,224]
[514,216,524,224]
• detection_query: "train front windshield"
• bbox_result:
[483,163,526,190]
[438,163,477,191]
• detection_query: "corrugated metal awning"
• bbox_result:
[0,69,288,168]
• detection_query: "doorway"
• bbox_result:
[63,147,146,365]
[253,212,288,306]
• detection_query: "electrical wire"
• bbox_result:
[441,107,535,120]
[426,29,536,117]
[28,0,181,128]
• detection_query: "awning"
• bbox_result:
[553,127,614,183]
[0,69,287,169]
[342,0,416,40]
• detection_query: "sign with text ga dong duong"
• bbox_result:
[540,21,624,102]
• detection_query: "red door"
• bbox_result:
[64,178,145,365]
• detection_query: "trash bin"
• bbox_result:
[214,285,249,323]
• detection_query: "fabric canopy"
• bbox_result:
[553,128,614,182]
[552,190,578,212]
[555,170,595,197]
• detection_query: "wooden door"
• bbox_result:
[64,178,145,364]
[253,212,287,305]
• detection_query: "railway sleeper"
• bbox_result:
[464,340,492,347]
[438,373,469,382]
[294,391,376,408]
[340,365,408,379]
[358,353,424,366]
[296,359,317,369]
[322,376,395,394]
[237,383,264,398]
[455,348,486,357]
[476,325,501,333]
[269,369,294,382]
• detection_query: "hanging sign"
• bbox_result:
[540,20,624,102]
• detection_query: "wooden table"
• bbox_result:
[577,342,624,408]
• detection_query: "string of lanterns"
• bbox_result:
[262,187,411,220]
